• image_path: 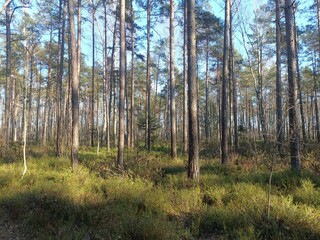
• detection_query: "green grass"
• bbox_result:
[0,144,320,239]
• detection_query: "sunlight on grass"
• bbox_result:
[0,146,320,239]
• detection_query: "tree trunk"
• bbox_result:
[4,3,11,145]
[68,0,79,170]
[110,17,117,147]
[170,0,177,159]
[130,0,135,148]
[91,1,95,147]
[205,35,210,143]
[284,0,300,171]
[230,7,238,150]
[36,65,42,144]
[221,0,230,164]
[117,0,125,169]
[103,0,110,152]
[275,0,284,153]
[146,0,152,151]
[187,0,199,180]
[56,0,66,156]
[183,0,188,154]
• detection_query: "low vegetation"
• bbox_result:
[0,143,320,239]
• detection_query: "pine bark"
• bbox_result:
[276,0,284,153]
[170,0,177,159]
[68,0,79,170]
[187,0,199,180]
[284,0,300,171]
[183,0,188,154]
[221,0,230,164]
[117,0,125,169]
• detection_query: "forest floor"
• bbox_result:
[0,142,320,239]
[0,207,25,240]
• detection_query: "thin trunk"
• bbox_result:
[183,0,188,154]
[91,2,95,147]
[276,0,284,153]
[230,8,238,150]
[36,65,42,144]
[22,36,29,177]
[146,0,152,151]
[117,0,125,169]
[170,0,177,159]
[205,35,209,142]
[4,3,11,145]
[56,0,66,156]
[187,0,199,180]
[221,0,230,164]
[109,17,117,147]
[104,0,110,151]
[130,0,135,148]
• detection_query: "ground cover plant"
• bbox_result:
[0,143,320,239]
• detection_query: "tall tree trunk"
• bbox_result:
[36,65,42,144]
[170,0,177,159]
[57,0,66,156]
[275,0,284,153]
[110,17,117,147]
[205,35,210,143]
[68,0,79,170]
[284,0,300,171]
[183,0,188,154]
[257,41,267,144]
[103,0,110,151]
[117,0,125,169]
[221,0,230,164]
[91,1,95,147]
[130,0,135,148]
[28,52,34,142]
[230,7,238,150]
[146,0,152,151]
[4,3,11,145]
[187,0,199,180]
[11,64,17,142]
[22,17,29,176]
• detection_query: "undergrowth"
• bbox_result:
[0,143,319,239]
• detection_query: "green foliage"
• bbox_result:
[0,145,320,239]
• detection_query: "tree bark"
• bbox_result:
[56,0,66,156]
[130,0,135,148]
[187,0,199,180]
[4,3,11,145]
[275,0,284,153]
[170,0,177,159]
[221,0,230,164]
[230,7,238,150]
[103,0,110,151]
[117,0,125,169]
[68,0,79,170]
[146,0,152,151]
[183,0,188,154]
[91,1,95,147]
[284,0,300,171]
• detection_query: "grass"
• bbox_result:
[0,143,320,239]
